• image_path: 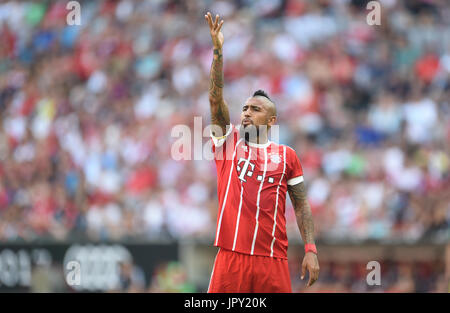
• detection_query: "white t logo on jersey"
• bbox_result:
[237,157,255,182]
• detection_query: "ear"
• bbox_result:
[267,116,277,127]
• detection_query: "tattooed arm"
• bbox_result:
[288,182,320,287]
[205,12,230,136]
[288,182,316,245]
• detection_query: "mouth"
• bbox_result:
[242,119,253,126]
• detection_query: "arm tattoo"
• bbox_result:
[211,49,224,87]
[209,48,230,135]
[288,182,315,244]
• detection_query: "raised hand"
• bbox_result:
[205,12,224,49]
[204,12,230,135]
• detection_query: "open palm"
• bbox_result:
[205,12,224,49]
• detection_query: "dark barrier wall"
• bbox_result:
[180,241,449,292]
[0,241,447,292]
[0,242,179,292]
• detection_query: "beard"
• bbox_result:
[239,124,260,143]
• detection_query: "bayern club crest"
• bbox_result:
[269,153,281,164]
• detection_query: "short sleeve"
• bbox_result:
[210,124,234,148]
[286,147,304,185]
[210,124,238,161]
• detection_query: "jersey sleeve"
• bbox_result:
[286,147,304,185]
[210,124,238,161]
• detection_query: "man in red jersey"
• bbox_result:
[205,12,320,293]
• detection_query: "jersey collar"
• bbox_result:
[246,140,271,149]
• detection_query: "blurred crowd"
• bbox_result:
[0,0,449,245]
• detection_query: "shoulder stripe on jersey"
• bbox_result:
[250,147,268,255]
[270,145,287,257]
[287,175,304,185]
[214,138,243,246]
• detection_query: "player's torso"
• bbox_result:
[215,140,289,258]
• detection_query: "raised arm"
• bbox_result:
[288,181,320,287]
[205,12,230,136]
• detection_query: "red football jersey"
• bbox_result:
[211,124,304,259]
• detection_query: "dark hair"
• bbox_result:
[252,89,272,102]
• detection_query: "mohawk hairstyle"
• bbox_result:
[252,89,272,102]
